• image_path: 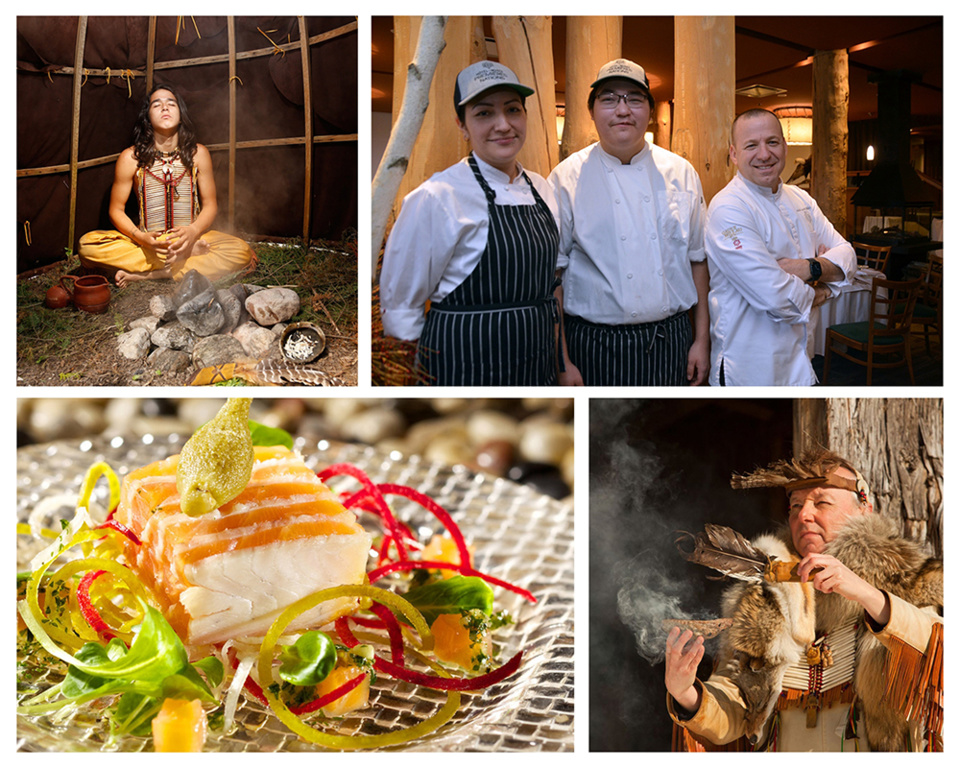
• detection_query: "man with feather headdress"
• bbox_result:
[664,449,942,751]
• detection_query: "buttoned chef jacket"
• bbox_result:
[706,173,856,386]
[548,141,706,325]
[380,153,560,341]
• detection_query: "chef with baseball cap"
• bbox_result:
[380,60,562,386]
[548,58,710,386]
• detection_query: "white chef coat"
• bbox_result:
[380,153,560,341]
[548,141,706,325]
[706,173,856,386]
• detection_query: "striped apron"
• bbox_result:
[417,156,560,386]
[564,310,692,386]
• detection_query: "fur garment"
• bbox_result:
[720,514,942,751]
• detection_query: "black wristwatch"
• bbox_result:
[808,258,822,283]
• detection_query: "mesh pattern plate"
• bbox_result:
[16,434,574,752]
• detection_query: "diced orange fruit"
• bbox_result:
[152,698,206,752]
[315,665,370,717]
[422,534,474,573]
[431,613,492,672]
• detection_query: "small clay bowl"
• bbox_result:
[279,322,326,363]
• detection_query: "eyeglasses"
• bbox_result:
[595,91,648,110]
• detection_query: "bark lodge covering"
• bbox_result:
[17,16,358,273]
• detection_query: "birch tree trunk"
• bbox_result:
[561,16,621,160]
[793,398,942,556]
[370,16,447,265]
[392,16,484,205]
[491,16,558,177]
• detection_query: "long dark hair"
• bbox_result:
[132,83,199,169]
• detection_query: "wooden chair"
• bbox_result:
[853,242,893,274]
[911,254,943,354]
[822,277,922,386]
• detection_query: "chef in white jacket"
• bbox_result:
[706,108,856,386]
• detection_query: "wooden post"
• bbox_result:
[298,16,313,242]
[67,16,88,252]
[812,49,849,235]
[491,16,558,178]
[673,16,735,205]
[793,398,943,556]
[392,16,484,206]
[227,17,237,228]
[653,100,671,149]
[561,16,621,160]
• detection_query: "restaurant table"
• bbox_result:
[808,268,886,358]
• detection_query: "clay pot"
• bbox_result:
[60,275,111,314]
[44,284,71,309]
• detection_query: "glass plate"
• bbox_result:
[16,434,574,752]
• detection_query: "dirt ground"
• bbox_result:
[16,276,358,387]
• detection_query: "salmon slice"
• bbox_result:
[114,446,372,646]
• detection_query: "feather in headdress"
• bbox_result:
[675,524,772,583]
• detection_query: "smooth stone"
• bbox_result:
[216,289,242,334]
[191,334,247,368]
[507,462,570,500]
[339,406,406,444]
[466,410,520,447]
[147,347,192,373]
[232,321,276,359]
[117,327,151,360]
[151,322,194,351]
[129,315,161,333]
[423,434,474,466]
[245,287,300,326]
[177,288,225,336]
[474,440,515,476]
[519,418,574,465]
[173,270,212,309]
[149,293,177,321]
[227,283,252,327]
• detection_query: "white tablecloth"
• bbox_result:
[808,269,885,357]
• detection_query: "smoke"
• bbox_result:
[590,401,720,666]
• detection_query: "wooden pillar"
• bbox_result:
[673,16,735,205]
[561,16,621,160]
[227,17,237,228]
[812,49,849,236]
[653,101,671,150]
[392,16,484,205]
[491,16,558,177]
[68,16,88,251]
[793,398,943,556]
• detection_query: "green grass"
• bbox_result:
[245,232,358,337]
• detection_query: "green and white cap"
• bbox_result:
[455,61,534,108]
[590,58,651,91]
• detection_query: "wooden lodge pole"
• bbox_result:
[561,16,621,160]
[67,16,89,252]
[146,17,156,90]
[491,16,558,178]
[812,49,849,235]
[227,17,237,228]
[673,16,735,205]
[298,16,313,242]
